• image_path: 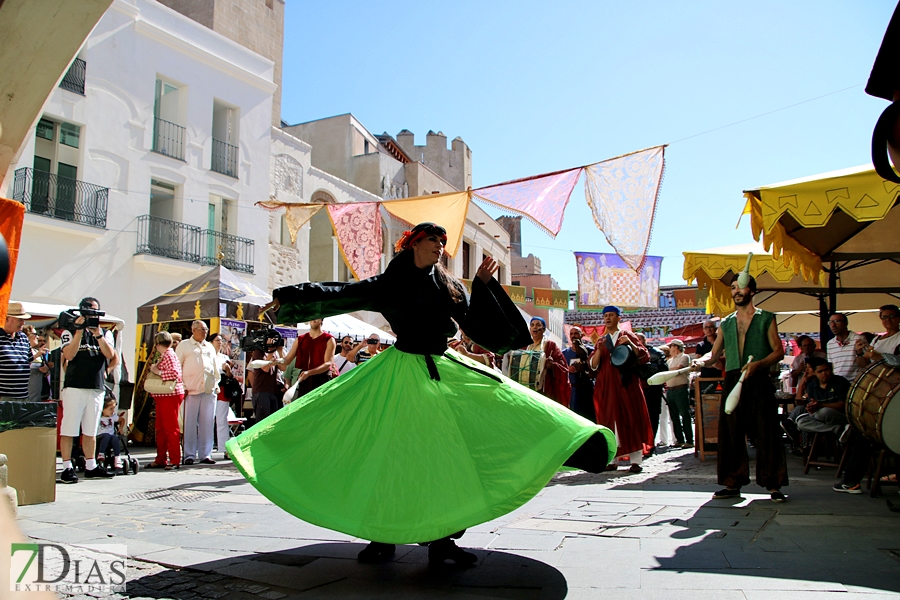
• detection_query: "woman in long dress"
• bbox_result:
[226,222,615,565]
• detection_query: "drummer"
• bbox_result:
[855,304,900,364]
[588,306,655,472]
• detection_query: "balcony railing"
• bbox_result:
[152,117,185,160]
[202,229,254,274]
[59,58,86,95]
[136,215,202,263]
[13,167,108,228]
[211,138,238,178]
[136,215,254,274]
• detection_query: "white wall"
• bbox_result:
[10,0,275,370]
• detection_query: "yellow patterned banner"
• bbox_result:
[753,165,899,234]
[502,284,527,305]
[533,287,569,309]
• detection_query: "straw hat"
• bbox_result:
[7,302,32,319]
[669,339,685,350]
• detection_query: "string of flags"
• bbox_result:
[258,145,667,291]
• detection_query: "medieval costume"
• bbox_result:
[716,308,788,494]
[226,223,614,563]
[562,332,595,421]
[590,306,655,471]
[506,316,571,406]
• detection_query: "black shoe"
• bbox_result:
[183,458,195,465]
[770,490,787,503]
[199,458,217,465]
[357,542,395,563]
[59,467,78,484]
[712,488,741,499]
[428,539,477,566]
[84,465,114,479]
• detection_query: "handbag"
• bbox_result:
[144,372,177,395]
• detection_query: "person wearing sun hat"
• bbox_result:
[664,338,693,448]
[0,301,33,401]
[229,222,616,566]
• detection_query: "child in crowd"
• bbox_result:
[96,395,123,475]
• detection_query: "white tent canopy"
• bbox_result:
[18,301,126,331]
[296,314,397,345]
[775,309,883,335]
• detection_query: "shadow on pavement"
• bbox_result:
[128,543,569,599]
[551,445,900,594]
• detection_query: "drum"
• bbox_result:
[847,359,900,453]
[508,350,545,391]
[611,345,637,370]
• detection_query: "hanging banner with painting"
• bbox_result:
[574,252,663,310]
[220,319,247,387]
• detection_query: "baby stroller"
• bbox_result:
[101,430,140,475]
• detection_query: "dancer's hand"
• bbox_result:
[476,257,499,284]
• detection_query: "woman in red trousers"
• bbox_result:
[147,331,185,469]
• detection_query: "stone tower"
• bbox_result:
[395,130,472,191]
[156,0,284,126]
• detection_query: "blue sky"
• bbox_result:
[281,1,896,291]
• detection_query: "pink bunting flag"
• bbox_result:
[583,146,665,272]
[327,202,382,281]
[472,167,583,238]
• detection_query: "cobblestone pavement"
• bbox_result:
[15,444,900,600]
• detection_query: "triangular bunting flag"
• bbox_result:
[472,168,582,238]
[327,202,382,281]
[382,191,469,257]
[584,146,665,271]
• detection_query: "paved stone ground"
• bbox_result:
[13,444,900,599]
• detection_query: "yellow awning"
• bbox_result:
[751,164,897,233]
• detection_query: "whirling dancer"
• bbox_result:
[227,223,615,566]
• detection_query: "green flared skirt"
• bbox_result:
[226,347,615,544]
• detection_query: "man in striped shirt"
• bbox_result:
[825,313,866,382]
[0,302,34,401]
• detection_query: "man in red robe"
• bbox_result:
[589,306,655,472]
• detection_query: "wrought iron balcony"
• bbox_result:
[59,58,86,95]
[202,229,254,274]
[136,215,202,263]
[152,117,185,160]
[135,215,254,274]
[211,138,238,178]
[13,167,108,228]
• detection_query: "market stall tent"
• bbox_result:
[743,164,900,321]
[131,266,271,444]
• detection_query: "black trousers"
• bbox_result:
[717,371,788,490]
[643,384,663,438]
[842,429,875,486]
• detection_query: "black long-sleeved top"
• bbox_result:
[273,250,531,356]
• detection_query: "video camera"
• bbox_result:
[57,307,106,332]
[241,327,284,354]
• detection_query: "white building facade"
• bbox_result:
[8,0,275,359]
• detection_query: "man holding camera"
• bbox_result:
[176,320,219,465]
[59,297,118,483]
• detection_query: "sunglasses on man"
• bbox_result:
[367,339,379,344]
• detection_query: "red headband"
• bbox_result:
[394,227,447,253]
